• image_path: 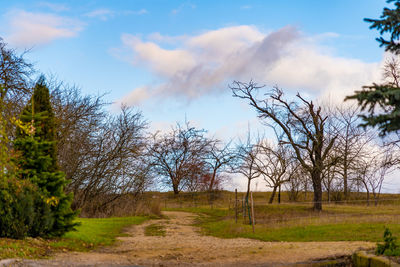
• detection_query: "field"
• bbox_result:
[157,190,400,243]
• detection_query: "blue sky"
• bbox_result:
[1,0,397,191]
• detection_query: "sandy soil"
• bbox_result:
[9,211,375,266]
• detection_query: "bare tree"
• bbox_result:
[150,122,211,194]
[204,139,235,192]
[73,106,149,215]
[284,162,304,202]
[329,104,376,199]
[357,146,394,206]
[49,81,108,187]
[0,39,34,145]
[256,141,295,203]
[231,81,336,211]
[234,132,261,201]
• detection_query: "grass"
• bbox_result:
[144,224,166,236]
[0,216,149,259]
[171,203,400,242]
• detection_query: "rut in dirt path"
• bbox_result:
[14,211,374,266]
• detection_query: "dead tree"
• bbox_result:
[231,81,336,211]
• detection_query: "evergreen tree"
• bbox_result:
[346,0,400,136]
[14,77,77,237]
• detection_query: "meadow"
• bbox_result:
[159,190,400,243]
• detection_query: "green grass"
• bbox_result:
[144,224,166,236]
[171,204,400,242]
[0,216,149,259]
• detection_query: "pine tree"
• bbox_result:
[14,77,77,237]
[346,0,400,136]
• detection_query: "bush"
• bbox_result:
[376,228,400,256]
[0,177,53,239]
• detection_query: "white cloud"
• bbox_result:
[171,3,196,15]
[116,25,383,106]
[85,8,115,21]
[128,9,148,15]
[85,8,148,21]
[147,32,187,44]
[3,9,83,47]
[37,2,70,12]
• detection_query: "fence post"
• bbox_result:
[251,191,255,233]
[235,189,238,224]
[242,197,245,220]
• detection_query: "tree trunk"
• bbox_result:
[373,192,378,206]
[268,186,277,204]
[172,183,179,195]
[208,169,217,192]
[304,181,307,201]
[311,171,323,211]
[278,184,281,204]
[246,178,251,201]
[327,188,330,203]
[343,167,348,200]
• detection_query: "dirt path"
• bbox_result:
[14,211,374,266]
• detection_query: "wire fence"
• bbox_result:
[153,190,400,228]
[157,191,400,209]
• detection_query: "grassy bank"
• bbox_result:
[172,204,400,242]
[0,216,149,259]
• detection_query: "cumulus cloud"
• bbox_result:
[3,9,83,47]
[116,25,383,106]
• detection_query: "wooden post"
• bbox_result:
[235,189,238,224]
[242,196,246,220]
[251,191,255,233]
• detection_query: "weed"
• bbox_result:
[376,228,400,256]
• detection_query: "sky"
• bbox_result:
[1,0,398,192]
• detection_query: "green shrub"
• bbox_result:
[376,228,400,256]
[0,177,53,239]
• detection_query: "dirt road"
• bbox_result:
[12,211,374,266]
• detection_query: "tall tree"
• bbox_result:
[231,82,336,211]
[347,0,400,136]
[14,77,77,236]
[0,39,33,178]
